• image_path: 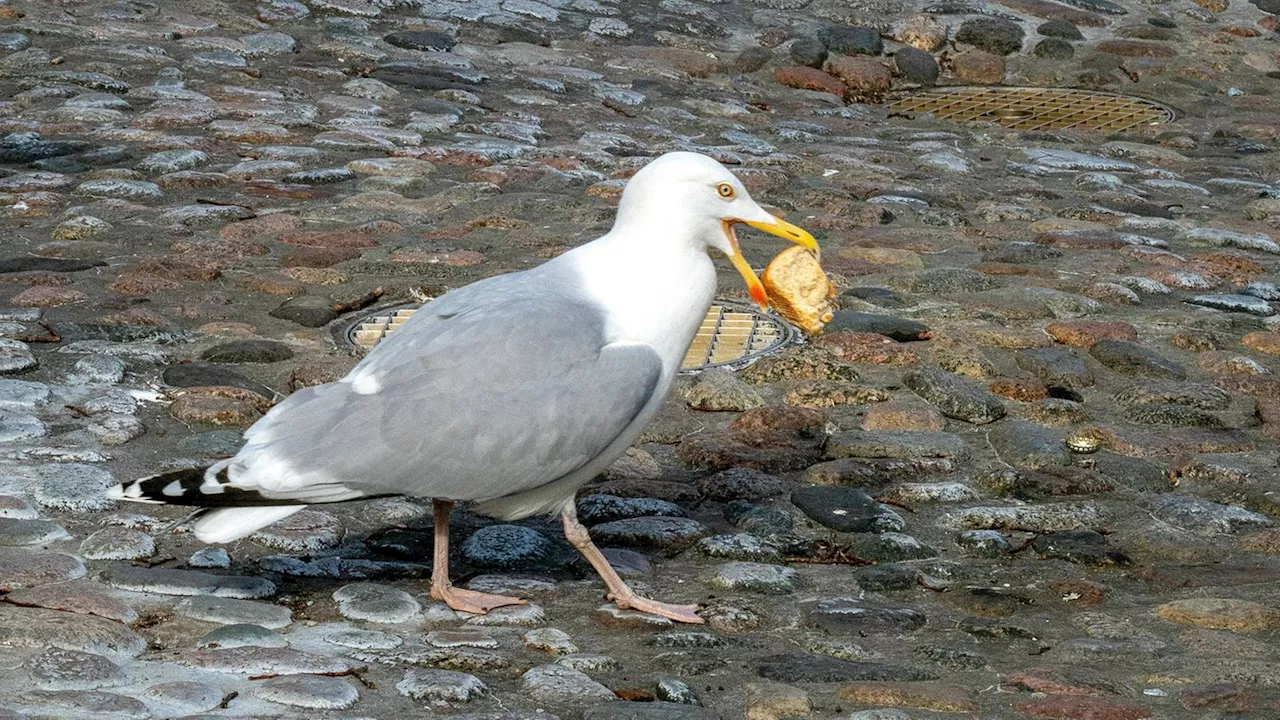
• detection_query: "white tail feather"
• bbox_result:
[192,506,306,544]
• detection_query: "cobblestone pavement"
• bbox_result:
[2,0,1280,717]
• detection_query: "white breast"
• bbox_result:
[570,238,718,375]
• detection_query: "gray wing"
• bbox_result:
[225,272,664,504]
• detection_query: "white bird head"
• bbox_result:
[614,151,818,310]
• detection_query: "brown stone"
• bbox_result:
[1192,252,1265,282]
[1047,579,1109,606]
[11,286,86,307]
[817,332,918,365]
[1240,528,1280,553]
[1096,40,1176,57]
[898,14,948,51]
[1242,331,1280,356]
[1261,14,1280,32]
[988,378,1049,402]
[784,381,891,408]
[861,403,946,431]
[219,213,303,240]
[841,683,978,712]
[1214,374,1280,400]
[132,257,221,282]
[997,0,1109,25]
[1035,231,1125,250]
[1014,695,1153,719]
[109,273,181,295]
[391,249,486,266]
[825,56,892,100]
[1204,352,1273,375]
[1181,684,1280,712]
[280,230,379,249]
[773,66,846,96]
[952,51,1005,84]
[1220,24,1261,37]
[745,682,811,720]
[0,272,72,287]
[170,386,273,428]
[1193,0,1229,10]
[156,171,232,190]
[1155,598,1280,633]
[283,267,348,285]
[282,247,363,268]
[239,274,306,295]
[1007,666,1123,696]
[1045,321,1138,348]
[97,308,169,327]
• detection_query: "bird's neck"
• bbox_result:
[568,230,717,370]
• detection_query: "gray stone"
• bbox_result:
[174,645,361,675]
[818,25,883,55]
[709,561,797,594]
[31,463,116,512]
[681,368,764,411]
[66,356,127,384]
[589,516,711,554]
[198,623,289,649]
[0,379,50,409]
[1089,340,1185,379]
[20,690,148,719]
[903,367,1006,424]
[1186,294,1275,317]
[0,549,85,588]
[79,527,155,560]
[522,664,617,703]
[250,508,344,552]
[894,47,939,85]
[825,430,968,460]
[0,518,68,547]
[255,674,360,709]
[177,596,292,628]
[583,703,720,719]
[1038,19,1083,39]
[1017,347,1094,388]
[789,37,828,68]
[0,412,47,443]
[944,502,1105,531]
[1150,494,1272,535]
[578,494,686,525]
[99,564,276,598]
[0,339,36,374]
[810,597,927,635]
[956,17,1025,55]
[524,628,578,654]
[397,669,488,703]
[791,486,904,533]
[25,648,123,690]
[955,529,1011,557]
[188,547,231,568]
[757,653,936,682]
[696,533,782,561]
[202,339,295,363]
[143,681,224,714]
[987,421,1071,471]
[0,605,145,658]
[461,524,552,568]
[326,627,403,650]
[333,582,421,622]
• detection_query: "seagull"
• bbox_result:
[113,151,817,624]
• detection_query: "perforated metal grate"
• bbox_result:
[343,301,794,373]
[889,86,1175,132]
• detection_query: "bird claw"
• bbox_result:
[610,593,704,624]
[432,585,527,615]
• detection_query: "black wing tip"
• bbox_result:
[115,466,294,507]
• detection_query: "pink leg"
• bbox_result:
[429,499,526,614]
[561,506,703,624]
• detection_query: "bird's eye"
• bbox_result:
[716,182,735,199]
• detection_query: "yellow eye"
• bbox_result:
[716,182,735,199]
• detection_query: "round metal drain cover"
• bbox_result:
[343,301,795,373]
[889,86,1175,132]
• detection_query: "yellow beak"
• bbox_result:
[722,215,819,311]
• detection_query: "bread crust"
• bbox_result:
[762,246,836,335]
